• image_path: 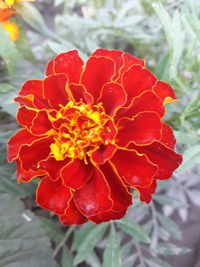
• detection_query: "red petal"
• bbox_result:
[74,167,113,217]
[111,149,158,187]
[19,136,54,171]
[91,49,144,81]
[101,161,132,211]
[81,56,115,100]
[153,81,178,104]
[100,119,117,143]
[116,90,165,119]
[61,159,93,190]
[116,112,161,147]
[46,59,55,76]
[91,144,117,165]
[36,176,72,215]
[160,123,176,149]
[39,156,70,181]
[59,199,88,225]
[135,180,157,204]
[53,50,84,83]
[43,74,69,110]
[18,80,50,109]
[122,65,157,106]
[17,160,46,183]
[90,209,127,224]
[98,82,127,116]
[17,106,36,129]
[129,142,182,180]
[7,129,37,162]
[30,110,52,135]
[68,83,93,104]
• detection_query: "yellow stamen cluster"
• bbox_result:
[50,101,111,163]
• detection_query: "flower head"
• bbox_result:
[8,49,182,225]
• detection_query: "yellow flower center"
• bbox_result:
[49,101,114,163]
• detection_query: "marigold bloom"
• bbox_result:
[2,19,19,40]
[8,49,182,225]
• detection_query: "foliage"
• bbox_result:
[0,0,199,266]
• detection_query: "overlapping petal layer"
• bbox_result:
[8,49,182,225]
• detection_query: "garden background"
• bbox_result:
[0,0,200,266]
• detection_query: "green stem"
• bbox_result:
[135,241,146,267]
[53,225,76,257]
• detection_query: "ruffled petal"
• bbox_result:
[74,167,113,217]
[153,81,178,104]
[61,159,93,190]
[81,56,115,100]
[116,90,165,119]
[39,156,70,181]
[90,209,127,224]
[0,8,16,22]
[30,110,53,135]
[17,106,37,129]
[129,142,182,180]
[91,49,144,81]
[7,129,37,162]
[98,82,127,116]
[111,149,158,187]
[59,199,88,225]
[18,79,50,109]
[135,180,157,204]
[68,83,93,104]
[19,136,54,171]
[160,123,176,149]
[46,59,54,76]
[101,162,132,211]
[116,112,161,147]
[43,74,69,110]
[91,144,117,165]
[53,50,84,83]
[122,65,157,106]
[36,176,72,215]
[17,160,46,183]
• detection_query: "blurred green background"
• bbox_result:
[0,0,200,266]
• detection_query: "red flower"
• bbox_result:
[7,49,182,225]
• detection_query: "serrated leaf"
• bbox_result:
[16,2,56,40]
[157,212,182,240]
[61,245,74,267]
[39,217,63,243]
[177,145,200,174]
[116,219,150,243]
[72,222,96,251]
[158,243,191,255]
[0,83,16,93]
[0,194,58,267]
[0,92,18,117]
[103,223,121,267]
[145,257,172,267]
[0,25,19,77]
[73,223,108,265]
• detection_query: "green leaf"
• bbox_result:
[0,92,18,117]
[0,193,58,267]
[16,2,57,40]
[158,243,191,255]
[15,28,36,62]
[0,83,16,93]
[116,219,150,243]
[73,223,108,265]
[157,212,182,240]
[0,25,19,77]
[39,217,63,243]
[145,257,172,267]
[103,223,121,267]
[61,245,74,267]
[177,145,200,174]
[72,222,96,251]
